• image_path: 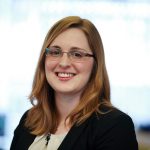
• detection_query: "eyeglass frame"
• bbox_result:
[45,47,95,62]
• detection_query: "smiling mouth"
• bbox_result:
[56,72,76,78]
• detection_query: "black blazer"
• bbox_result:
[10,108,138,150]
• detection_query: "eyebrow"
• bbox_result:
[50,45,60,48]
[50,45,89,52]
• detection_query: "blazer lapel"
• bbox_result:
[58,117,90,150]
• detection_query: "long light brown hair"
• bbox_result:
[25,16,112,135]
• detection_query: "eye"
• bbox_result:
[49,47,61,57]
[70,50,84,58]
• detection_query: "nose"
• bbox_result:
[59,53,71,67]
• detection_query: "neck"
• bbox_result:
[55,92,81,121]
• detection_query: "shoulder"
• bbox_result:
[12,110,28,135]
[19,111,29,125]
[12,110,30,140]
[91,107,135,133]
[89,107,138,150]
[10,110,35,150]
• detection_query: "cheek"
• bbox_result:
[45,59,57,72]
[76,60,94,77]
[85,60,94,72]
[45,60,58,86]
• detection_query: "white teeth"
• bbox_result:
[57,72,74,78]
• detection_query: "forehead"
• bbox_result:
[50,28,91,51]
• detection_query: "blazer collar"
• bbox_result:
[58,116,91,150]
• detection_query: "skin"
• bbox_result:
[45,28,94,134]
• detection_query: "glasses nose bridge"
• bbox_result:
[61,51,71,59]
[59,51,72,65]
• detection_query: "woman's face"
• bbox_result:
[45,28,94,96]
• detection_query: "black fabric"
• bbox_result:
[10,108,138,150]
[10,111,36,150]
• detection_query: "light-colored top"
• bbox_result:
[28,133,67,150]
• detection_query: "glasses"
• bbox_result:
[45,47,94,62]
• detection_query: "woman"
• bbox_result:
[10,16,138,150]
